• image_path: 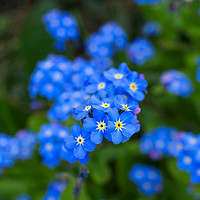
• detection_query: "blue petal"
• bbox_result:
[114,95,126,109]
[90,130,103,144]
[119,62,129,74]
[83,118,96,132]
[71,124,81,137]
[128,100,139,111]
[127,71,138,81]
[120,112,134,124]
[122,124,137,137]
[108,108,119,121]
[93,110,106,122]
[74,104,85,113]
[111,130,122,144]
[64,136,76,150]
[81,129,90,139]
[74,145,86,159]
[79,153,89,165]
[104,130,112,141]
[84,139,96,151]
[136,79,148,90]
[64,149,77,163]
[134,91,145,101]
[103,68,117,81]
[85,84,97,94]
[107,121,115,131]
[91,95,101,105]
[76,111,89,120]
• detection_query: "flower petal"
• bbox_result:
[84,139,96,151]
[111,130,122,145]
[120,112,134,124]
[64,136,76,150]
[73,145,86,159]
[63,149,77,163]
[83,118,96,132]
[122,124,137,137]
[90,130,103,144]
[79,153,89,165]
[93,110,106,122]
[108,108,119,121]
[76,111,89,120]
[85,84,97,94]
[71,124,81,137]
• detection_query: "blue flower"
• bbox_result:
[85,33,114,58]
[106,108,140,144]
[123,72,148,101]
[161,70,193,98]
[64,124,96,159]
[42,9,79,50]
[91,95,114,113]
[142,21,161,37]
[74,97,93,120]
[83,110,110,144]
[103,62,130,87]
[129,164,163,196]
[190,164,200,184]
[127,38,154,65]
[99,22,128,50]
[114,95,138,112]
[85,75,114,98]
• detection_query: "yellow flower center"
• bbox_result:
[97,122,106,130]
[84,106,91,111]
[122,104,129,111]
[101,103,110,108]
[130,83,137,91]
[77,136,84,145]
[115,121,123,130]
[114,73,123,79]
[98,82,106,90]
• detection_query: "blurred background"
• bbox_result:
[0,0,200,199]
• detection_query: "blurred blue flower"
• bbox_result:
[142,21,161,37]
[129,164,163,196]
[127,38,154,65]
[161,70,193,98]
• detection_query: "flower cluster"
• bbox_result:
[129,164,163,196]
[140,126,178,160]
[142,21,161,37]
[13,130,37,160]
[0,131,37,174]
[133,0,163,4]
[42,181,67,200]
[141,126,200,184]
[85,22,127,58]
[161,70,193,98]
[38,123,71,168]
[29,54,72,100]
[42,9,79,51]
[172,132,200,184]
[63,63,147,164]
[126,38,154,65]
[29,55,113,121]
